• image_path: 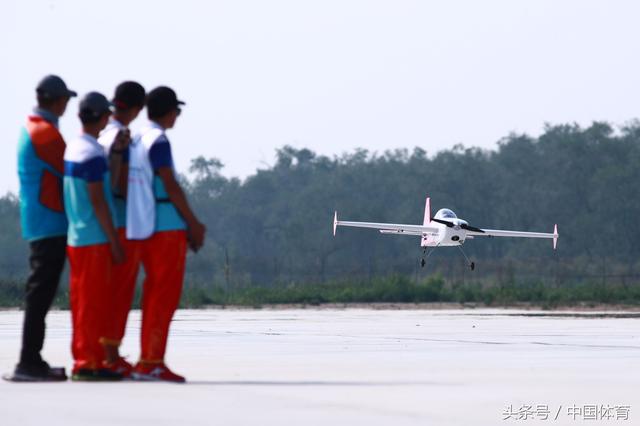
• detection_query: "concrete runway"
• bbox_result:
[0,308,638,425]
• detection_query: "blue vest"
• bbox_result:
[17,115,68,241]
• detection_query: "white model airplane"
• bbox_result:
[333,197,558,270]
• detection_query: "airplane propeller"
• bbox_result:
[431,218,485,233]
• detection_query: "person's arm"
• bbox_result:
[109,155,126,196]
[156,167,206,252]
[109,130,130,197]
[149,139,206,251]
[115,163,129,197]
[88,181,124,263]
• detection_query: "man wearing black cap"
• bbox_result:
[97,81,146,377]
[127,86,205,382]
[64,92,124,381]
[5,75,77,382]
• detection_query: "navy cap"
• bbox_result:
[113,81,146,109]
[147,86,185,118]
[79,92,113,118]
[36,75,77,99]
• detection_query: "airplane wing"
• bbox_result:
[467,224,559,249]
[333,212,438,237]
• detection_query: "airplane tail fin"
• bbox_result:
[421,197,431,247]
[422,197,431,225]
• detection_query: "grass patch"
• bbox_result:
[178,276,640,308]
[2,276,640,309]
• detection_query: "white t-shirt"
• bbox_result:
[126,122,164,240]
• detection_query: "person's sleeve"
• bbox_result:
[148,138,174,171]
[79,157,107,182]
[31,124,66,176]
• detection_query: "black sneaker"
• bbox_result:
[71,368,123,382]
[3,361,67,382]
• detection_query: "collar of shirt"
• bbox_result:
[32,107,59,128]
[80,132,102,148]
[109,117,126,130]
[149,120,165,132]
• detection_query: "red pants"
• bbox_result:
[139,230,187,363]
[102,229,142,346]
[68,244,112,370]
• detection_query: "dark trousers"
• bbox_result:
[19,236,67,367]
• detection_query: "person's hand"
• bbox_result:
[110,239,125,264]
[113,129,131,152]
[187,220,206,253]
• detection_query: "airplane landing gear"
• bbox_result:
[420,245,438,268]
[457,245,475,271]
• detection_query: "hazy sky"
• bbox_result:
[2,0,639,194]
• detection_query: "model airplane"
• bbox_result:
[333,197,558,270]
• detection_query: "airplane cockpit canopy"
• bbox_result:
[435,208,457,219]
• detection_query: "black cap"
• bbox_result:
[147,86,185,118]
[36,75,77,99]
[113,81,146,109]
[79,92,113,118]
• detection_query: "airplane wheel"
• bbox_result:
[421,259,426,268]
[470,262,475,271]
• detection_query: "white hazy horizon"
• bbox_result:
[2,0,640,194]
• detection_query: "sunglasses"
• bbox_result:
[176,107,182,116]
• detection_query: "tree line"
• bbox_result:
[2,121,640,296]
